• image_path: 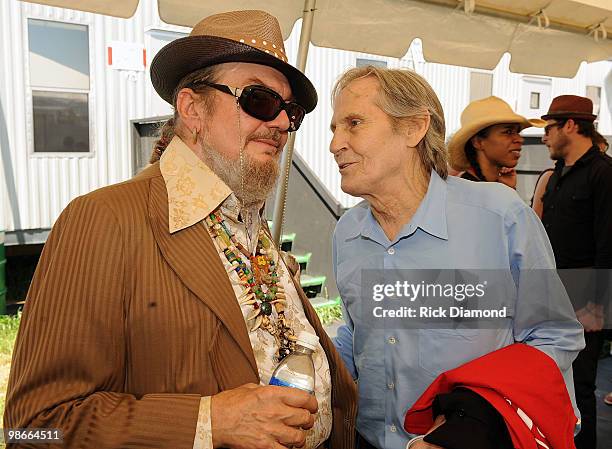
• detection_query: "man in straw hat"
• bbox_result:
[4,10,356,449]
[448,96,545,189]
[329,66,583,449]
[539,94,612,449]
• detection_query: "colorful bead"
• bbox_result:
[261,302,272,316]
[206,207,295,361]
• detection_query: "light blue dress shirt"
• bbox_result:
[332,171,585,449]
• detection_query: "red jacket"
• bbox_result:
[404,344,577,449]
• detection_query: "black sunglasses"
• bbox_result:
[544,120,567,135]
[193,81,306,132]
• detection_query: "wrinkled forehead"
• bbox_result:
[333,77,381,113]
[338,76,379,98]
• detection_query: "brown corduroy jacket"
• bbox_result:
[4,163,357,449]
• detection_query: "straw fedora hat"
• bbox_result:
[448,96,545,171]
[150,10,317,112]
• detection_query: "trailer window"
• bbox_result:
[28,19,90,153]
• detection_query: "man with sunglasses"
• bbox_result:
[5,10,356,449]
[540,94,612,449]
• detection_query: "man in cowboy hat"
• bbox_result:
[329,66,583,449]
[540,94,612,449]
[4,10,356,449]
[448,96,545,189]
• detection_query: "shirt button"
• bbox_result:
[387,247,395,255]
[390,425,397,433]
[388,336,397,344]
[387,382,395,390]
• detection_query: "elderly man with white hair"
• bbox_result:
[329,66,584,449]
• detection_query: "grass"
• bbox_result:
[0,313,20,421]
[315,303,343,326]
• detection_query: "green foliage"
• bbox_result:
[0,313,20,357]
[0,313,20,424]
[314,303,343,325]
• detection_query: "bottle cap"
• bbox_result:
[296,331,319,351]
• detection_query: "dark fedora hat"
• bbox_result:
[541,95,597,121]
[150,10,317,113]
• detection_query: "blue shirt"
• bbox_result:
[333,171,585,449]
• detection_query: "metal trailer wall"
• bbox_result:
[1,0,610,236]
[0,0,193,240]
[1,0,147,239]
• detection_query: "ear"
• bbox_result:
[404,114,431,147]
[470,135,484,151]
[176,88,203,132]
[564,118,577,134]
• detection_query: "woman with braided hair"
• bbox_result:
[448,96,545,189]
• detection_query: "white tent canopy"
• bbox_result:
[21,0,612,77]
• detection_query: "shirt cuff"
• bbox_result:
[192,396,213,449]
[406,435,424,448]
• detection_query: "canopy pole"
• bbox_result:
[271,0,317,246]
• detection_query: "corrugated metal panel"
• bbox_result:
[291,38,364,209]
[492,54,520,110]
[587,61,611,135]
[1,0,157,232]
[3,0,31,232]
[422,62,471,135]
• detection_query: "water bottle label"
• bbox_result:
[269,376,314,395]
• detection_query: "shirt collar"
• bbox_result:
[160,136,232,233]
[410,170,448,241]
[555,145,600,169]
[574,145,600,167]
[347,170,449,242]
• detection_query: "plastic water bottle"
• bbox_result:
[269,331,318,394]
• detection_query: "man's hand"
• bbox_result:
[497,167,517,189]
[410,415,446,449]
[576,302,604,332]
[211,383,317,449]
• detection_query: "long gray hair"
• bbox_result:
[333,66,448,179]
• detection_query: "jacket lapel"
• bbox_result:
[148,173,258,376]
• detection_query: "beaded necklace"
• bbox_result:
[205,209,296,360]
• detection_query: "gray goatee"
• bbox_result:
[199,136,281,207]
